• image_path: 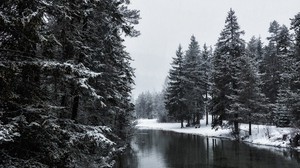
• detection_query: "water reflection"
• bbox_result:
[116,130,300,168]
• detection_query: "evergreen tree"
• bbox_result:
[247,36,264,63]
[135,92,154,119]
[0,0,140,166]
[260,21,282,104]
[165,45,186,128]
[245,37,271,124]
[201,44,212,125]
[152,91,167,121]
[211,9,245,134]
[290,13,300,126]
[0,0,47,106]
[273,25,294,127]
[235,52,269,135]
[182,35,204,126]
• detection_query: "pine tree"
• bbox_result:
[0,0,140,166]
[0,0,47,107]
[290,13,300,126]
[245,37,271,125]
[247,36,264,63]
[182,35,204,126]
[165,45,186,128]
[201,44,212,125]
[135,92,154,119]
[260,21,282,104]
[273,25,293,127]
[211,9,245,134]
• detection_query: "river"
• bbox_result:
[116,129,300,168]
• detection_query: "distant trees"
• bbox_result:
[135,92,154,119]
[135,91,167,121]
[0,0,139,167]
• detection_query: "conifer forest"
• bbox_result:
[0,0,139,167]
[1,0,300,168]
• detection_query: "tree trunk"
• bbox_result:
[181,118,184,128]
[249,121,252,136]
[234,113,239,135]
[196,112,200,125]
[249,113,252,135]
[206,92,208,126]
[206,105,208,126]
[195,112,200,128]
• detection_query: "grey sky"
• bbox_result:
[124,0,300,98]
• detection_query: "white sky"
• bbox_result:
[124,0,300,98]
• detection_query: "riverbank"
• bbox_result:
[136,115,300,150]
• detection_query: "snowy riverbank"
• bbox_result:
[136,115,300,150]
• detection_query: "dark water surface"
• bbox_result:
[116,129,300,168]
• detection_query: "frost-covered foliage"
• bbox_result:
[0,111,119,167]
[0,0,139,167]
[0,123,20,143]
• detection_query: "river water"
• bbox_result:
[116,129,300,168]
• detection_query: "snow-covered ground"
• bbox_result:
[136,115,300,149]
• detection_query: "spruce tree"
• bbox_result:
[273,25,293,127]
[165,45,186,128]
[260,21,282,104]
[201,44,212,125]
[290,13,300,126]
[182,35,204,126]
[211,9,245,134]
[0,0,140,166]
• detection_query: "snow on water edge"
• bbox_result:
[136,116,299,150]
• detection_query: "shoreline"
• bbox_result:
[136,117,300,151]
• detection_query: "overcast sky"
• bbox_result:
[124,0,300,98]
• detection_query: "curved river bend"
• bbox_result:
[116,130,300,168]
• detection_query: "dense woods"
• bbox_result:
[0,0,139,167]
[163,9,300,135]
[1,0,300,166]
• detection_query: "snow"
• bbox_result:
[69,125,115,147]
[136,115,298,149]
[41,61,102,78]
[41,61,103,100]
[0,123,20,143]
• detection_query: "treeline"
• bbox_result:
[134,91,168,122]
[165,9,300,135]
[0,0,139,167]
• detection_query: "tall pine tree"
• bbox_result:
[165,45,186,128]
[290,13,300,126]
[182,35,204,126]
[211,9,245,134]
